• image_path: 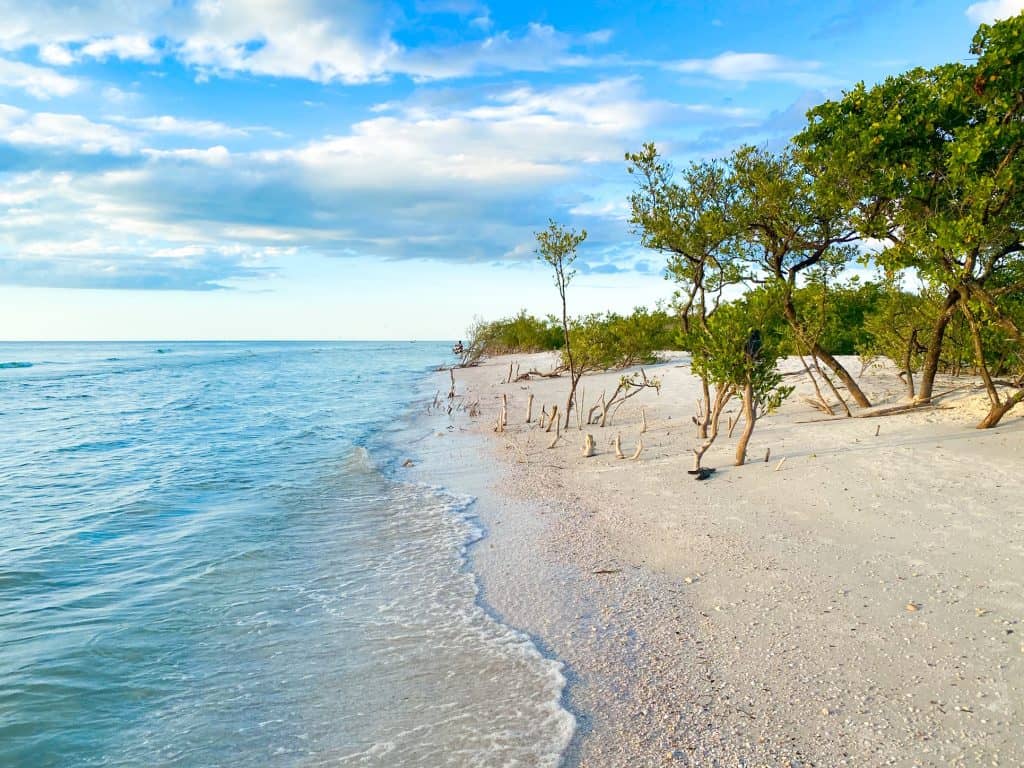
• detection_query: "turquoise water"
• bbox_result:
[0,342,572,767]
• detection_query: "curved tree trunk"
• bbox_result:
[917,289,960,403]
[734,380,756,465]
[780,292,872,408]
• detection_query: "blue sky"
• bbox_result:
[0,0,1019,340]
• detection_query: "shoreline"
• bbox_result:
[409,351,1023,766]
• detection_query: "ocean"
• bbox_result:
[0,342,573,767]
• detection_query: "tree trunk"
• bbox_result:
[918,289,960,403]
[977,391,1024,428]
[780,292,871,408]
[810,343,870,408]
[902,330,917,400]
[698,377,711,439]
[734,380,756,466]
[692,386,732,471]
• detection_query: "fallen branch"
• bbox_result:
[630,438,644,460]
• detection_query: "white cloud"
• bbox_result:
[261,78,672,190]
[142,145,231,165]
[80,34,158,61]
[0,1,608,85]
[0,104,135,153]
[0,57,80,98]
[0,77,677,288]
[669,52,833,88]
[111,114,248,138]
[966,0,1024,22]
[38,43,74,66]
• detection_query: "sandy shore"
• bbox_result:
[407,352,1023,767]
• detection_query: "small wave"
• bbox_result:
[57,439,132,453]
[154,348,173,354]
[0,361,32,369]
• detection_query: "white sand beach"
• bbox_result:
[412,353,1024,767]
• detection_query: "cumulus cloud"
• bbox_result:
[80,34,159,62]
[0,104,135,153]
[0,0,610,85]
[668,52,834,88]
[0,77,699,289]
[966,0,1024,23]
[0,57,80,98]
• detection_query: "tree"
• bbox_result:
[729,144,873,409]
[687,299,792,469]
[626,143,744,440]
[536,219,588,429]
[796,12,1024,426]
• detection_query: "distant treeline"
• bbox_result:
[463,307,676,371]
[466,278,1022,380]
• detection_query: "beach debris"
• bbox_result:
[401,459,414,468]
[905,602,921,612]
[501,393,508,427]
[448,367,456,399]
[526,393,534,423]
[875,424,881,437]
[582,433,596,457]
[764,447,771,463]
[547,416,562,449]
[630,438,644,460]
[687,467,716,481]
[641,405,648,434]
[592,567,622,575]
[775,457,787,472]
[612,433,625,459]
[545,404,559,433]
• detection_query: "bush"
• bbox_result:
[463,311,562,363]
[566,307,676,372]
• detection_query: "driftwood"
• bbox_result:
[448,368,456,399]
[626,438,643,462]
[525,367,565,379]
[612,433,625,459]
[854,402,937,418]
[582,433,596,457]
[545,404,559,433]
[775,457,787,472]
[600,370,660,427]
[547,418,561,449]
[640,406,648,434]
[526,393,534,423]
[798,352,835,416]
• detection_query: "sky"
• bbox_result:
[0,0,1021,340]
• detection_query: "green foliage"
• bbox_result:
[565,307,675,372]
[626,143,745,331]
[687,299,793,413]
[535,219,587,303]
[464,311,562,360]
